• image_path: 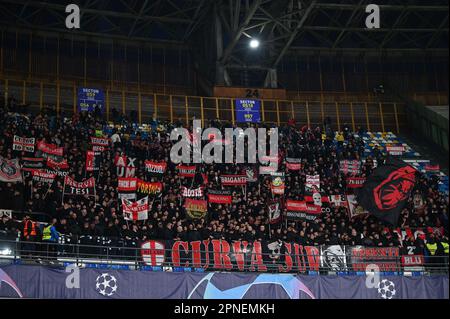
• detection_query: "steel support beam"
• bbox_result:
[315,4,449,11]
[302,26,448,32]
[271,0,317,68]
[219,0,263,64]
[0,0,193,24]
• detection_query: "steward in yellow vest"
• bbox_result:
[441,236,449,255]
[42,219,60,261]
[42,220,59,243]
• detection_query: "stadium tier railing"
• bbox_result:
[0,236,448,275]
[0,77,408,133]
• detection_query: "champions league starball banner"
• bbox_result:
[0,265,447,299]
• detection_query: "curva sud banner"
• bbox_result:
[0,265,447,299]
[138,240,409,275]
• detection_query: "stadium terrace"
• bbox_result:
[0,0,448,303]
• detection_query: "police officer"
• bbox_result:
[42,218,60,263]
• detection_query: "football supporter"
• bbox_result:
[0,107,448,253]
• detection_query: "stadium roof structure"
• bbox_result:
[0,0,448,86]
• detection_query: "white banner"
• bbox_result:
[305,175,320,192]
[0,209,13,218]
[13,136,35,153]
[122,197,149,221]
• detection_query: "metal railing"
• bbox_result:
[0,237,448,275]
[0,77,407,133]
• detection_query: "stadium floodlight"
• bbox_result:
[249,39,260,49]
[0,248,12,256]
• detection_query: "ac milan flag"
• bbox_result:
[259,165,278,175]
[220,175,247,186]
[328,195,349,208]
[90,137,110,152]
[118,193,137,201]
[207,190,232,204]
[178,165,196,178]
[286,158,302,171]
[141,241,166,266]
[304,193,330,207]
[268,201,281,224]
[305,175,320,192]
[285,200,321,221]
[36,141,64,160]
[0,157,23,183]
[347,195,369,219]
[122,197,149,221]
[286,162,302,171]
[86,151,96,172]
[260,155,279,164]
[425,164,440,174]
[145,161,167,174]
[31,170,56,184]
[47,157,69,170]
[136,180,163,196]
[386,146,405,156]
[346,177,366,189]
[13,136,35,153]
[118,177,138,201]
[340,160,361,175]
[21,157,45,172]
[115,155,136,178]
[118,177,138,192]
[271,172,285,195]
[181,187,203,198]
[184,198,208,219]
[356,158,417,225]
[245,167,258,183]
[63,176,96,196]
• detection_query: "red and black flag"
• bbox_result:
[357,157,417,225]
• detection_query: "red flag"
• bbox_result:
[86,151,95,172]
[178,165,196,177]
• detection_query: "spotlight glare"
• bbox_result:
[249,39,260,49]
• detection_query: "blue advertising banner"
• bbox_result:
[78,88,104,112]
[0,265,448,299]
[235,99,261,123]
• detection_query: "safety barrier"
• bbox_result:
[0,77,408,133]
[0,238,448,275]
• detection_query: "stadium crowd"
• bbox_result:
[0,104,449,257]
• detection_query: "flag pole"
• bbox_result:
[62,176,66,206]
[268,203,272,239]
[42,180,53,200]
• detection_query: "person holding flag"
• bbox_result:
[357,157,418,225]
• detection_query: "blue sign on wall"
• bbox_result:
[78,88,104,112]
[235,99,261,123]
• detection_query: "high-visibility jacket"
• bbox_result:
[442,242,449,254]
[24,220,36,237]
[426,243,438,256]
[42,226,52,241]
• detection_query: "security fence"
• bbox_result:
[0,236,447,275]
[0,77,408,133]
